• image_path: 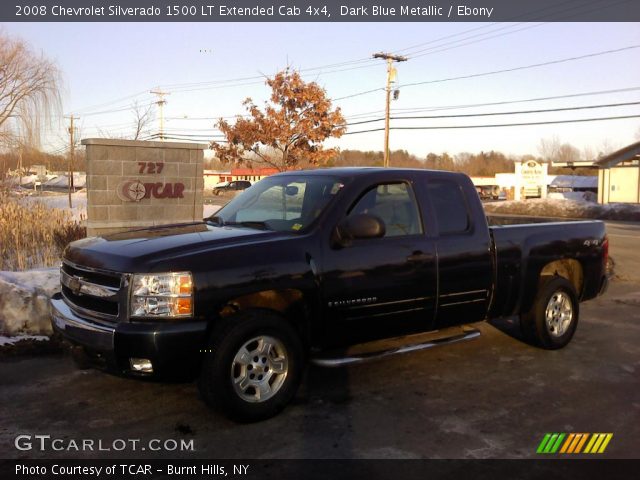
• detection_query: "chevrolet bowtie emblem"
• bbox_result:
[69,276,82,296]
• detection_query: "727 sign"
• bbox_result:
[138,162,164,174]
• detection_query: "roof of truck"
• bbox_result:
[276,167,463,177]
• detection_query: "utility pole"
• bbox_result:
[373,52,407,167]
[66,115,77,208]
[150,89,170,140]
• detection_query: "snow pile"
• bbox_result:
[0,335,49,346]
[20,191,87,222]
[44,173,86,189]
[548,191,597,202]
[0,268,59,335]
[22,191,220,223]
[484,198,640,221]
[3,175,38,187]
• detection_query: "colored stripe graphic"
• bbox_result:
[574,433,589,453]
[598,434,613,453]
[538,433,613,454]
[537,433,552,453]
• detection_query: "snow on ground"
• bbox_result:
[21,191,221,223]
[0,335,49,346]
[43,173,86,189]
[20,190,87,222]
[0,268,59,335]
[547,191,597,202]
[484,197,640,221]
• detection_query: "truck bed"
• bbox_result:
[488,218,607,319]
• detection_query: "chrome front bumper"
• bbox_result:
[50,293,115,352]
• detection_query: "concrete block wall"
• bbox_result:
[82,138,206,237]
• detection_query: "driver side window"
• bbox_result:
[349,182,422,237]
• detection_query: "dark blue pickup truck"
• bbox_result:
[51,168,609,421]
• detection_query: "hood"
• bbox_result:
[64,222,279,272]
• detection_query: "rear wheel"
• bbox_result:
[198,310,304,422]
[520,276,579,349]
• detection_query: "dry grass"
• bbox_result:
[0,193,86,271]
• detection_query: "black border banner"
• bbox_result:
[2,459,640,480]
[3,0,640,22]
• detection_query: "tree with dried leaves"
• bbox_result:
[211,70,346,171]
[0,31,61,148]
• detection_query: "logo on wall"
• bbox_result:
[116,180,185,202]
[117,180,147,202]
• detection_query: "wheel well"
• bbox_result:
[540,259,583,295]
[218,289,310,343]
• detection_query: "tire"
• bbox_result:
[520,276,579,350]
[197,310,304,422]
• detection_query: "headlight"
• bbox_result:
[130,272,193,318]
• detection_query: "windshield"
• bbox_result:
[210,175,344,232]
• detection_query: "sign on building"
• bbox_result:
[82,138,206,237]
[514,160,548,200]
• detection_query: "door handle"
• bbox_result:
[406,251,431,262]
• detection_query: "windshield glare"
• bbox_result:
[212,175,343,232]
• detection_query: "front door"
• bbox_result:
[320,181,437,347]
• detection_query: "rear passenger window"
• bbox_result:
[349,182,422,237]
[426,180,470,234]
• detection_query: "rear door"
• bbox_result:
[321,179,437,346]
[425,176,493,327]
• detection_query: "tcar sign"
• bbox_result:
[116,180,185,202]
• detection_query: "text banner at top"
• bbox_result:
[3,0,640,22]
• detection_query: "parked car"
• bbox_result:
[213,180,251,195]
[51,168,609,421]
[476,185,500,200]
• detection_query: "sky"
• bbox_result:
[2,21,640,159]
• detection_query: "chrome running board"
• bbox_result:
[311,328,481,367]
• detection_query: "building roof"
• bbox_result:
[595,140,640,168]
[548,175,597,188]
[231,167,279,176]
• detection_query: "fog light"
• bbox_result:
[130,358,153,373]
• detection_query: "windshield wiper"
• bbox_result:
[205,215,225,226]
[223,221,272,231]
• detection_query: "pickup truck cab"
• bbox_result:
[50,168,609,421]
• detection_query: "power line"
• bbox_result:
[343,114,640,135]
[401,45,640,89]
[342,86,640,121]
[345,100,640,126]
[79,102,156,118]
[407,23,547,60]
[334,44,640,102]
[390,86,640,113]
[394,0,581,55]
[400,0,631,59]
[70,90,152,115]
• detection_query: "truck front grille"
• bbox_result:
[60,261,123,322]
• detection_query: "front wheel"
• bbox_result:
[520,276,579,349]
[198,310,304,422]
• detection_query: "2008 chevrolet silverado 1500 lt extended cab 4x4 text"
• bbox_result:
[50,168,609,421]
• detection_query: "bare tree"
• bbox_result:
[556,143,581,164]
[582,145,595,162]
[0,31,62,148]
[537,135,561,162]
[131,101,154,140]
[597,139,618,158]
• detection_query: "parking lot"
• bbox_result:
[1,221,639,460]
